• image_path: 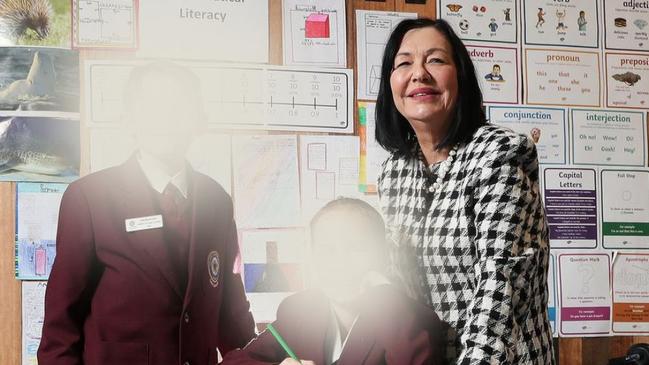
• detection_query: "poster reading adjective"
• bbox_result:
[525,49,601,107]
[468,45,519,104]
[606,53,649,109]
[601,169,649,249]
[523,0,599,48]
[604,0,649,52]
[612,253,649,334]
[438,0,517,44]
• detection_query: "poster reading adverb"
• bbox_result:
[525,49,601,107]
[559,253,612,337]
[570,109,647,166]
[601,169,649,249]
[487,106,566,165]
[523,0,599,48]
[543,167,598,249]
[606,53,649,109]
[438,0,517,44]
[612,253,649,334]
[468,45,519,104]
[604,0,649,52]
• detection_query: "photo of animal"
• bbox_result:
[0,0,70,47]
[612,72,642,86]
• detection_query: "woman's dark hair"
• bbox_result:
[375,18,486,157]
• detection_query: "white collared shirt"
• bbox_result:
[325,306,358,365]
[136,151,189,198]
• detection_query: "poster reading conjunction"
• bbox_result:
[601,169,649,249]
[525,49,601,107]
[468,45,519,104]
[571,109,647,166]
[606,53,649,109]
[543,168,598,249]
[488,106,566,164]
[559,253,612,336]
[612,253,649,334]
[438,0,517,44]
[604,1,649,52]
[523,0,599,48]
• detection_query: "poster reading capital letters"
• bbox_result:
[612,253,649,334]
[543,167,598,249]
[438,0,517,44]
[525,49,601,107]
[559,253,612,337]
[601,169,649,249]
[523,0,599,48]
[606,53,649,109]
[571,109,647,166]
[468,45,519,104]
[604,0,649,52]
[488,106,566,164]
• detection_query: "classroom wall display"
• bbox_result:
[72,0,138,49]
[523,0,599,48]
[358,102,390,193]
[437,0,518,44]
[22,281,47,365]
[0,0,71,48]
[605,52,649,109]
[549,253,558,337]
[468,45,519,104]
[612,253,649,334]
[604,0,649,52]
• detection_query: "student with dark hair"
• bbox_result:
[375,18,554,364]
[222,198,445,365]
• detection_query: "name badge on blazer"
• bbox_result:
[125,215,164,233]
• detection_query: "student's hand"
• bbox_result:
[279,359,315,365]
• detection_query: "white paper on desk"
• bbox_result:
[73,0,138,49]
[89,129,233,194]
[558,253,612,337]
[523,0,599,48]
[16,184,67,280]
[601,168,649,250]
[612,253,649,334]
[282,0,346,67]
[570,109,647,166]
[300,135,360,220]
[355,10,417,101]
[137,0,268,63]
[232,135,301,229]
[22,281,47,365]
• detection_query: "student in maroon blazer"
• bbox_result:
[38,62,255,365]
[222,198,445,365]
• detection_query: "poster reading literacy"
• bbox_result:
[604,0,649,52]
[601,169,649,249]
[543,167,598,249]
[523,0,599,48]
[438,0,517,44]
[559,253,612,336]
[612,253,649,334]
[525,49,601,107]
[468,45,519,104]
[606,53,649,109]
[571,109,647,166]
[488,106,566,165]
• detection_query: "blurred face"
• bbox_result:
[390,27,458,130]
[128,69,205,163]
[310,211,386,303]
[492,65,501,76]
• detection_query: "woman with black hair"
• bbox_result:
[376,18,555,365]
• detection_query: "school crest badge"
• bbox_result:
[207,250,220,288]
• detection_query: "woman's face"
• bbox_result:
[389,27,458,130]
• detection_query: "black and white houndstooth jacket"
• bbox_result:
[378,124,555,365]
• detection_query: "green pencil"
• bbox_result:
[267,323,300,362]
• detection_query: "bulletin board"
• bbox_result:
[0,1,648,365]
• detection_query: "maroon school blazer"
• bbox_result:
[222,286,446,365]
[38,156,255,365]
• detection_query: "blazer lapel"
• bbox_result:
[336,315,377,365]
[117,155,184,299]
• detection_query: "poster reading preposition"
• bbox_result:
[559,253,612,336]
[604,1,649,52]
[468,45,519,104]
[487,106,566,164]
[438,0,517,44]
[601,169,649,249]
[523,0,599,48]
[543,167,598,249]
[525,49,601,107]
[571,109,647,166]
[606,53,649,109]
[612,253,649,334]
